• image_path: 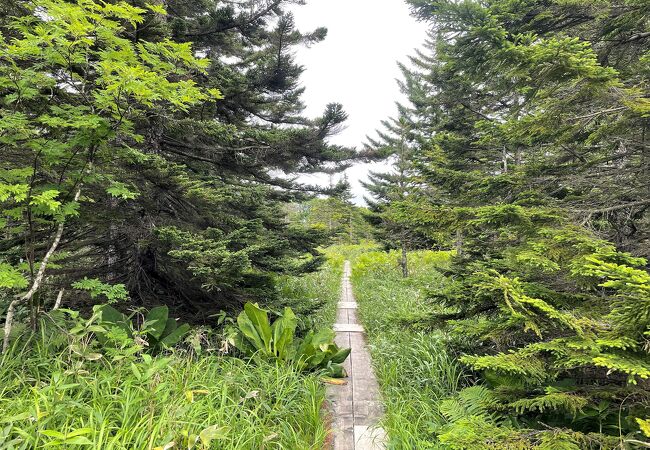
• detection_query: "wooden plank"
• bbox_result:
[338,302,358,309]
[327,261,387,450]
[333,323,365,333]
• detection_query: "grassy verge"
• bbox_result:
[0,342,325,449]
[0,259,343,450]
[335,246,467,449]
[272,252,344,329]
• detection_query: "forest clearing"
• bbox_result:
[1,0,649,449]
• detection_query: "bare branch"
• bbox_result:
[574,199,650,215]
[2,190,80,353]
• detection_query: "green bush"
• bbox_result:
[95,304,191,354]
[354,249,453,279]
[230,302,350,378]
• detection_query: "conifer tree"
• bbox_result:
[291,176,373,245]
[363,116,430,277]
[371,0,650,446]
[0,0,220,349]
[0,0,355,332]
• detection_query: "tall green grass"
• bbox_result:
[0,260,343,449]
[0,334,326,449]
[336,246,467,449]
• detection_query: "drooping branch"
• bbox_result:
[610,31,650,46]
[184,0,283,37]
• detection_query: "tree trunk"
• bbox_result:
[400,242,409,278]
[52,288,65,311]
[349,212,353,243]
[3,222,65,353]
[107,198,119,282]
[455,228,464,257]
[2,189,79,353]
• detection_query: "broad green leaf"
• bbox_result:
[326,363,347,378]
[94,304,127,327]
[244,303,272,351]
[93,304,131,343]
[237,303,272,354]
[330,348,351,364]
[145,306,169,340]
[272,307,297,359]
[161,317,178,337]
[311,329,336,352]
[198,425,229,445]
[159,323,190,347]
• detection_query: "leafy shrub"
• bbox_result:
[230,302,350,377]
[95,304,191,354]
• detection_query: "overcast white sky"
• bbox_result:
[290,0,429,204]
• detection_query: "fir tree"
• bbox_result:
[363,116,431,277]
[371,0,650,446]
[289,176,374,245]
[0,0,355,333]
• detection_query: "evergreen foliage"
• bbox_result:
[286,178,375,245]
[0,0,354,336]
[362,117,435,276]
[370,0,650,446]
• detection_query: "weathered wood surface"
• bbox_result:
[327,261,387,450]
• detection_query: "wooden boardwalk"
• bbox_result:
[327,261,387,450]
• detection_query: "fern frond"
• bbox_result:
[439,386,498,422]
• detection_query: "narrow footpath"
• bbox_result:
[327,261,386,450]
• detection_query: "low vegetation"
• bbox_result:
[345,245,650,449]
[230,302,350,378]
[1,338,327,449]
[0,259,343,450]
[2,0,650,448]
[337,246,467,448]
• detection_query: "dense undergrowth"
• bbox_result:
[359,1,650,446]
[338,244,650,449]
[338,245,468,448]
[0,259,343,449]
